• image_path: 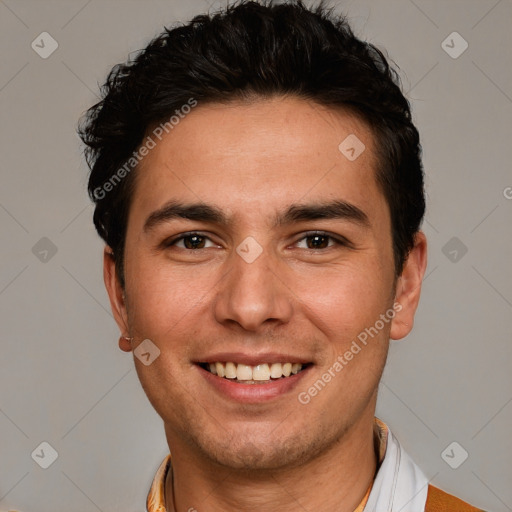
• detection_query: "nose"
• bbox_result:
[213,239,294,332]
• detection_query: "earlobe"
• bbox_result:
[103,247,133,352]
[390,231,428,341]
[118,335,133,352]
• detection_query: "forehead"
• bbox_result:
[130,97,387,229]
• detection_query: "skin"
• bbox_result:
[104,96,427,512]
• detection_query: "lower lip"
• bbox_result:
[196,364,311,403]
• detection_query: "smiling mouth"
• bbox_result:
[198,362,310,384]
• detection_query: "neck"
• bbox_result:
[165,410,378,512]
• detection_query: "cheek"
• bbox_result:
[294,261,392,344]
[124,254,211,339]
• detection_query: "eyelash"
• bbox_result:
[164,231,349,251]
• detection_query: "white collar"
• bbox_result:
[363,424,429,511]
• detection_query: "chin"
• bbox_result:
[195,429,325,472]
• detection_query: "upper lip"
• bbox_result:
[195,352,312,366]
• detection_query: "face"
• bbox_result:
[105,96,426,471]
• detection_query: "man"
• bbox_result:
[79,1,486,510]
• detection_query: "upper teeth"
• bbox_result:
[208,362,303,380]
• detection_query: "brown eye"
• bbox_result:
[166,233,216,250]
[305,234,330,249]
[295,231,346,250]
[182,234,206,249]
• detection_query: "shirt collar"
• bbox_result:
[363,420,429,511]
[146,452,169,512]
[147,417,409,512]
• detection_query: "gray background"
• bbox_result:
[0,0,511,510]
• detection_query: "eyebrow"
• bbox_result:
[143,199,370,233]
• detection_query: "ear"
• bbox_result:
[103,247,132,352]
[390,231,428,340]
